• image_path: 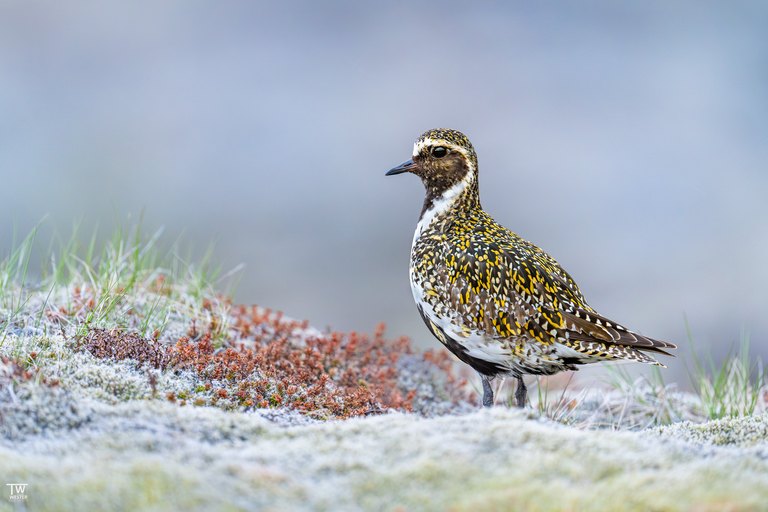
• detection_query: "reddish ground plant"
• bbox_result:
[82,328,172,369]
[80,303,470,420]
[172,321,420,418]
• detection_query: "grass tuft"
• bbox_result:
[689,331,766,419]
[0,225,39,341]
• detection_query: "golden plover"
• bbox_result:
[386,128,675,407]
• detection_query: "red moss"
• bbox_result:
[170,309,425,419]
[78,302,468,420]
[82,328,172,369]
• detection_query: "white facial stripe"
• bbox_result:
[413,138,474,170]
[413,137,439,157]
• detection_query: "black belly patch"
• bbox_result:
[416,305,507,377]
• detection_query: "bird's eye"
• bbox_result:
[431,146,448,158]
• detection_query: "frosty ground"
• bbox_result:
[2,357,767,511]
[3,329,767,512]
[1,231,766,511]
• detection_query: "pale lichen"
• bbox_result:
[1,404,767,511]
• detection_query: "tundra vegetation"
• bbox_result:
[1,224,766,511]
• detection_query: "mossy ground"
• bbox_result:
[2,324,766,512]
[1,402,766,511]
[1,228,766,511]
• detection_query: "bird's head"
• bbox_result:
[386,128,478,189]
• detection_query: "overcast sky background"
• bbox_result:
[1,1,766,378]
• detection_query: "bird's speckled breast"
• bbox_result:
[409,198,536,373]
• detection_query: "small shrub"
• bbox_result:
[171,319,419,419]
[79,305,469,420]
[81,328,172,369]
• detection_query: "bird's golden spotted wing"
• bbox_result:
[454,212,676,359]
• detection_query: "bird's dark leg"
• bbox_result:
[514,375,527,408]
[480,374,494,407]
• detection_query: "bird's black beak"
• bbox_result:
[385,159,417,176]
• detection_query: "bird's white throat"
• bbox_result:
[412,170,475,247]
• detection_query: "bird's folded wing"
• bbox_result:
[562,309,676,355]
[497,241,676,355]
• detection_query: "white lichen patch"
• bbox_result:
[656,413,768,447]
[4,326,765,510]
[1,404,767,511]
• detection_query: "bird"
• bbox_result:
[386,128,676,408]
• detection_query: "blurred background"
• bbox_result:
[1,1,766,379]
